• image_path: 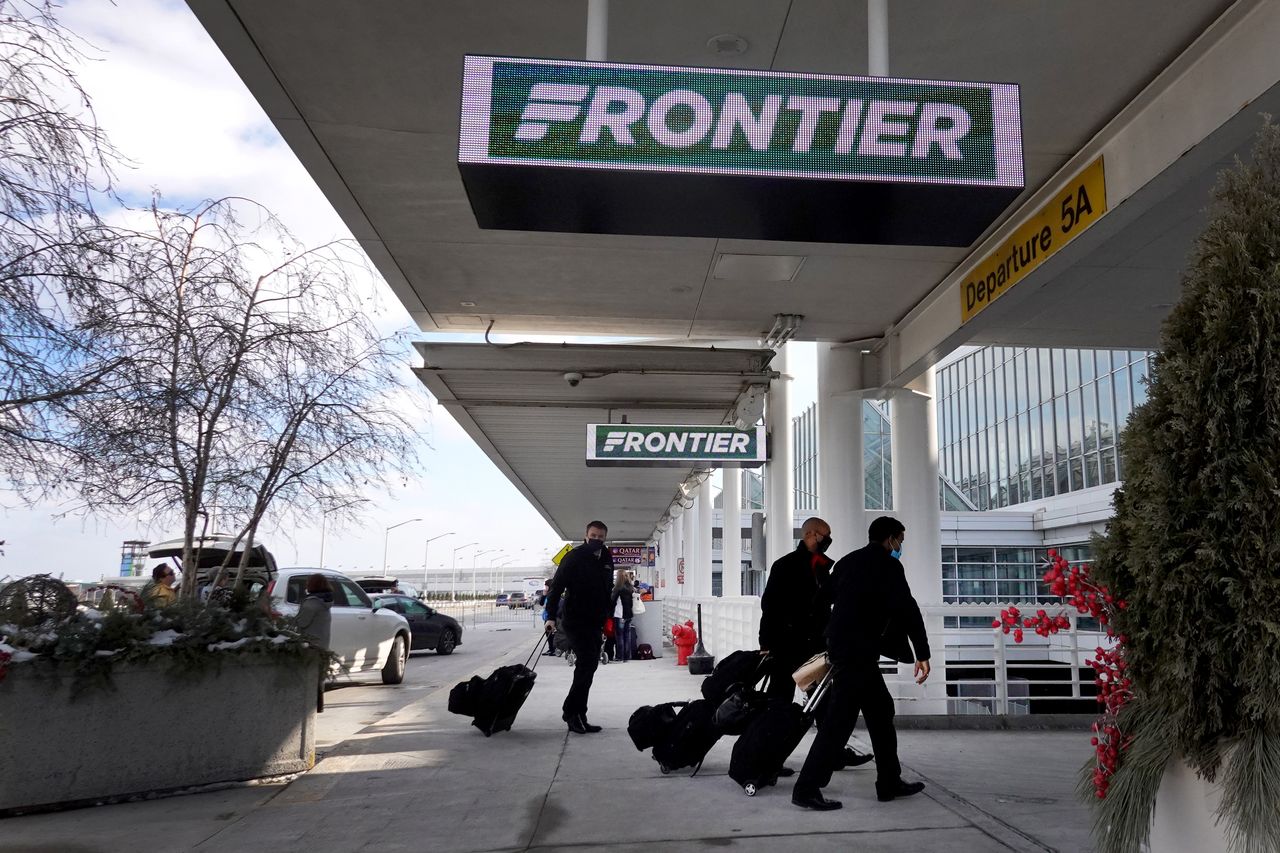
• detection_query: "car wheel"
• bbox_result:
[436,628,456,655]
[381,635,407,684]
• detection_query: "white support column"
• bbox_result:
[679,503,692,596]
[765,344,794,568]
[889,366,947,713]
[694,483,713,598]
[586,0,608,61]
[721,469,743,597]
[817,344,866,555]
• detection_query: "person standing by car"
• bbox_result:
[142,564,178,608]
[545,521,613,733]
[295,574,333,712]
[610,568,635,663]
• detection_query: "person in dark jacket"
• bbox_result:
[610,568,635,662]
[761,517,871,775]
[545,520,613,733]
[760,516,835,701]
[792,515,932,811]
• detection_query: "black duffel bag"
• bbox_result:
[712,682,769,735]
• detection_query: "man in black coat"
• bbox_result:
[545,520,613,734]
[760,516,834,701]
[761,516,870,774]
[792,515,931,811]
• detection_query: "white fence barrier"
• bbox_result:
[658,597,1109,716]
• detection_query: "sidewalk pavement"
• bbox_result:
[2,628,1097,852]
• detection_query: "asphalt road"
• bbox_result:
[315,620,545,755]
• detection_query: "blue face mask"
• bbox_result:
[890,543,903,560]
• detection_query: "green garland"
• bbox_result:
[2,595,331,697]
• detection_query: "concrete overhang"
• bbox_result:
[187,0,1237,353]
[414,342,774,542]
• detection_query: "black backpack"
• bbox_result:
[448,675,485,717]
[700,649,767,704]
[651,698,721,775]
[627,701,685,751]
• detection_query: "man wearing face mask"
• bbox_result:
[760,517,837,703]
[545,520,613,734]
[792,515,931,811]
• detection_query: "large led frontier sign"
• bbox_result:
[459,56,1024,245]
[586,424,766,468]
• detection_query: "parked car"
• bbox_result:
[507,591,532,609]
[371,594,463,654]
[270,568,412,684]
[354,576,423,600]
[494,593,509,607]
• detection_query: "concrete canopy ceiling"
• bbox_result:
[414,343,775,541]
[189,0,1233,346]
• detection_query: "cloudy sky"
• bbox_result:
[0,0,817,584]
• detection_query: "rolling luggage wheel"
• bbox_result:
[744,783,758,797]
[659,764,672,775]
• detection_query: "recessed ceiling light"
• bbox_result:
[460,301,476,307]
[707,34,748,55]
[713,253,805,282]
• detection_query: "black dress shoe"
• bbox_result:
[777,766,795,777]
[565,714,588,734]
[578,715,603,733]
[876,779,926,802]
[791,789,842,811]
[837,747,874,769]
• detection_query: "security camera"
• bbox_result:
[564,372,583,387]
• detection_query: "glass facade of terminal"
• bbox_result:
[936,347,1152,511]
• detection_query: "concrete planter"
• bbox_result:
[0,655,317,814]
[1148,757,1228,852]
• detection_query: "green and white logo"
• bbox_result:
[461,56,1022,188]
[586,424,766,467]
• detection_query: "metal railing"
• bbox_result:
[660,596,1111,716]
[429,599,545,629]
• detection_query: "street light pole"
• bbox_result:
[382,518,422,576]
[451,542,478,601]
[472,549,495,601]
[422,531,454,593]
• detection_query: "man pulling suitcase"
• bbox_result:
[545,520,614,734]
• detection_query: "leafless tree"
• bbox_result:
[66,198,426,597]
[0,0,129,491]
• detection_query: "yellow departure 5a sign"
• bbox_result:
[550,544,573,566]
[961,157,1107,322]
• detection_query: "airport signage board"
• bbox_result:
[585,424,766,467]
[459,56,1024,245]
[961,157,1108,322]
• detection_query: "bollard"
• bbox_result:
[687,603,715,675]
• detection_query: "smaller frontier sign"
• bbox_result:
[586,424,766,468]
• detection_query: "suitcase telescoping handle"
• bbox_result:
[801,667,834,716]
[525,631,551,671]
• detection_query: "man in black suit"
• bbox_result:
[792,515,931,811]
[545,520,613,734]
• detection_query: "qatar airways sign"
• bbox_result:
[459,56,1023,245]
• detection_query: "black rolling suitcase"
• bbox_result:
[728,667,833,795]
[651,698,721,775]
[453,633,548,736]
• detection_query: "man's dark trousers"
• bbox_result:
[563,629,603,718]
[796,662,900,791]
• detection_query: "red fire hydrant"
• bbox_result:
[672,619,697,666]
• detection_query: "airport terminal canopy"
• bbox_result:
[189,0,1280,535]
[415,342,774,542]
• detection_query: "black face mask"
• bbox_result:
[814,534,833,554]
[585,538,605,555]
